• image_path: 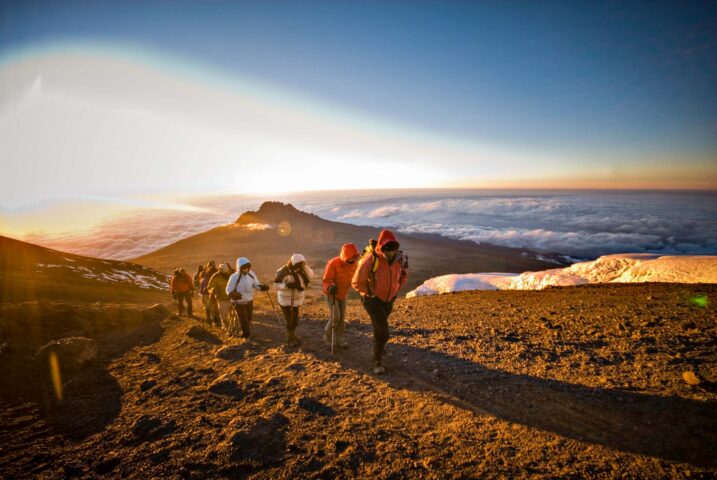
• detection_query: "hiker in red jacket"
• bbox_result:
[352,229,408,374]
[170,267,194,317]
[322,243,360,350]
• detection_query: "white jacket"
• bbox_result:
[225,257,262,304]
[274,263,314,307]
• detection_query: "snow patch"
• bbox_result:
[407,254,717,297]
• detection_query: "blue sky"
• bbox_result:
[3,0,715,152]
[0,0,715,231]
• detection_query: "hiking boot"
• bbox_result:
[372,360,386,375]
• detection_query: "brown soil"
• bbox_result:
[1,283,716,479]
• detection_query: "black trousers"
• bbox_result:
[233,301,253,338]
[280,306,300,333]
[176,291,192,315]
[362,296,394,362]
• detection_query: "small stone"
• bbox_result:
[682,371,701,386]
[140,380,157,392]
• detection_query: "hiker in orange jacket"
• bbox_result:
[352,229,408,374]
[322,243,360,349]
[170,267,194,317]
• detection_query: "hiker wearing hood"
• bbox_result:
[170,267,194,317]
[226,257,269,338]
[274,253,314,347]
[322,243,360,349]
[352,229,408,374]
[208,262,234,331]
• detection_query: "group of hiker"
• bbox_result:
[169,229,408,374]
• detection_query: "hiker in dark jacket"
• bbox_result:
[170,267,194,317]
[208,262,234,330]
[193,265,204,292]
[199,261,218,323]
[352,229,408,374]
[274,254,314,347]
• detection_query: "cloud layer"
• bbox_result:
[21,190,717,261]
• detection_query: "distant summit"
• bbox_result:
[235,202,324,225]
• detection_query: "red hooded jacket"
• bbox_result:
[352,230,408,302]
[322,243,360,300]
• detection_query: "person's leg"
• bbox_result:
[323,297,334,344]
[176,294,184,315]
[218,300,231,330]
[186,292,194,316]
[237,304,251,338]
[247,300,254,325]
[336,298,347,347]
[201,294,209,321]
[363,297,390,369]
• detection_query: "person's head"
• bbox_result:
[290,253,306,270]
[196,265,205,273]
[178,267,186,274]
[377,229,400,262]
[219,263,232,274]
[236,257,251,273]
[340,243,360,264]
[381,241,399,262]
[207,260,216,269]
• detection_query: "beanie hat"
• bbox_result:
[290,253,305,265]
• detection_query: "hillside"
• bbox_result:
[1,284,716,478]
[132,201,560,292]
[0,235,170,304]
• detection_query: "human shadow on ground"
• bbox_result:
[289,314,717,469]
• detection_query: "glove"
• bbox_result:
[229,291,242,301]
[327,284,337,295]
[259,284,270,291]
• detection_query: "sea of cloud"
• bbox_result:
[21,190,717,261]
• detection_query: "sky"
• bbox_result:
[1,0,716,235]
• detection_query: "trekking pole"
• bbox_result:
[330,294,336,356]
[265,289,285,326]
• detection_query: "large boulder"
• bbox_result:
[32,337,97,376]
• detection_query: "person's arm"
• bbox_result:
[225,274,238,296]
[274,269,289,290]
[398,265,408,290]
[352,257,370,297]
[322,261,335,294]
[251,272,263,290]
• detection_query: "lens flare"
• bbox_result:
[690,295,708,308]
[49,351,63,401]
[278,221,292,237]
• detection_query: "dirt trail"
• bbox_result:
[1,283,716,479]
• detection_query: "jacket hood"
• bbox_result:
[376,229,399,253]
[290,253,305,265]
[220,263,232,274]
[236,257,251,271]
[339,243,360,262]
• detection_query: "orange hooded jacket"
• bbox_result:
[170,270,193,293]
[322,243,360,300]
[352,230,408,302]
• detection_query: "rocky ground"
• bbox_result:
[1,283,716,479]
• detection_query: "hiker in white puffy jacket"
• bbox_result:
[225,257,269,338]
[274,253,313,347]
